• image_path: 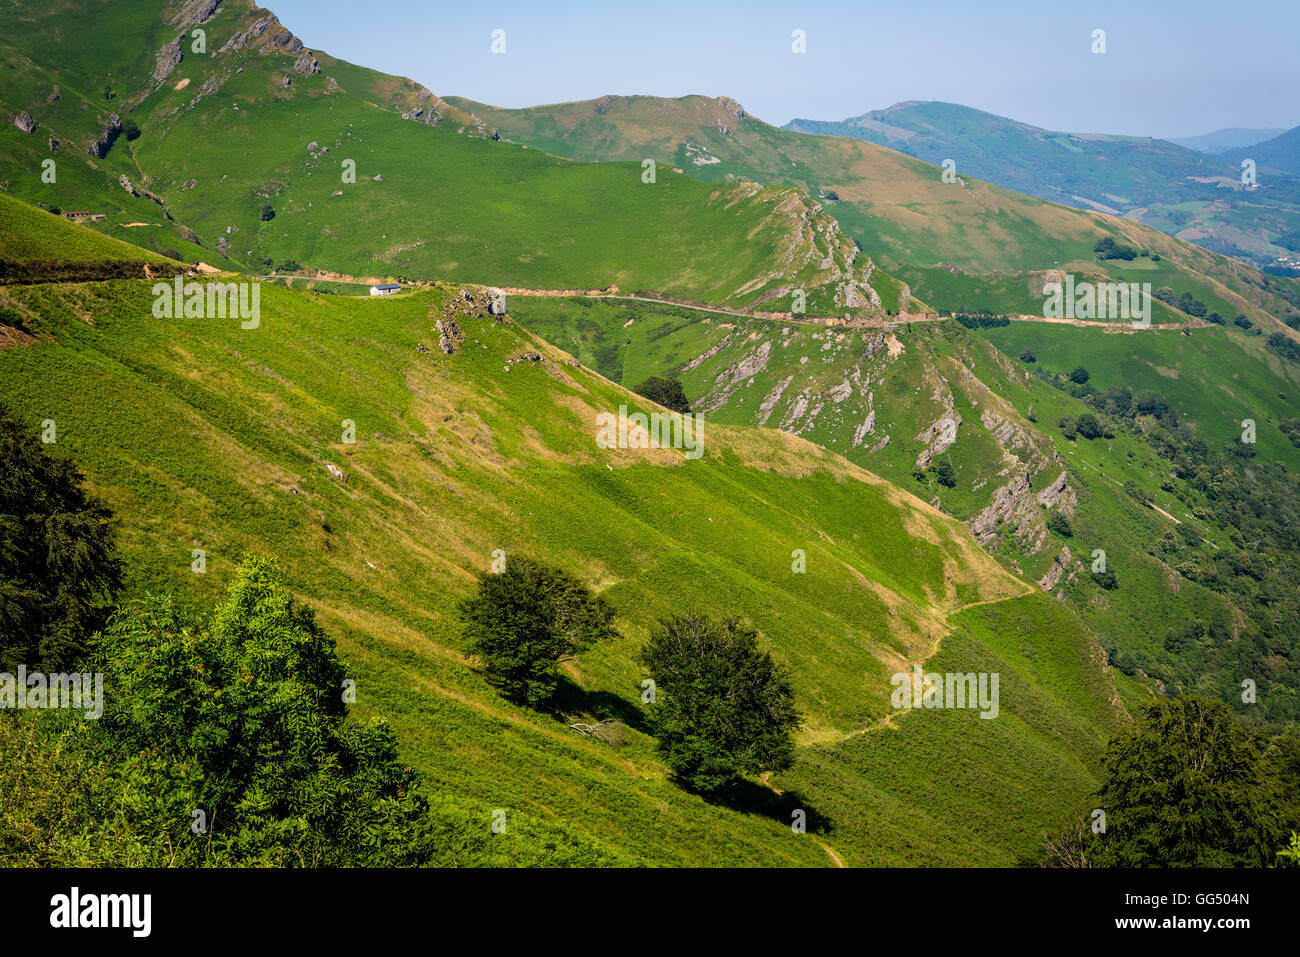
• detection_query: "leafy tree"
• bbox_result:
[259,203,275,222]
[459,557,617,708]
[632,376,691,413]
[0,404,122,670]
[1018,348,1036,363]
[935,458,956,488]
[1093,569,1118,590]
[1069,366,1090,385]
[92,556,435,865]
[1058,415,1078,440]
[1075,413,1103,440]
[640,614,799,794]
[1234,314,1253,330]
[1088,697,1283,866]
[1047,511,1073,537]
[120,116,140,141]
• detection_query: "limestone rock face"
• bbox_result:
[292,52,320,76]
[86,114,122,158]
[12,111,36,134]
[166,0,222,29]
[152,37,183,87]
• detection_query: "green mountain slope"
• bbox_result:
[0,190,178,282]
[0,198,1126,863]
[444,93,1300,327]
[509,293,1300,728]
[783,101,1300,272]
[0,0,909,320]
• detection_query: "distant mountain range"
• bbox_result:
[783,102,1300,272]
[1167,127,1286,153]
[1218,124,1300,177]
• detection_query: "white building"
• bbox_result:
[369,283,401,296]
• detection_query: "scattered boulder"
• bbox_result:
[325,462,346,481]
[11,111,36,134]
[280,74,291,88]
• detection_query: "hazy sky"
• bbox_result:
[268,0,1299,137]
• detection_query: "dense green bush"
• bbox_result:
[0,403,122,670]
[459,557,617,709]
[632,375,691,413]
[640,614,799,794]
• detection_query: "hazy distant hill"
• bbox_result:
[1169,127,1286,153]
[1218,124,1300,177]
[784,101,1300,271]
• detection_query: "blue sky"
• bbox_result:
[269,0,1299,137]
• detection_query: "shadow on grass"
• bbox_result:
[549,676,649,734]
[693,777,834,836]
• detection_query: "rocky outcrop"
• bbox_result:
[1034,470,1077,517]
[86,114,122,157]
[717,96,745,121]
[435,318,464,354]
[166,0,222,29]
[11,111,36,134]
[980,408,1030,451]
[970,472,1049,554]
[698,339,772,413]
[1038,545,1081,592]
[292,51,320,76]
[756,375,793,427]
[914,411,961,469]
[219,13,279,52]
[151,37,183,86]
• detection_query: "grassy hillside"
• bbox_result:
[0,246,1129,863]
[0,0,906,319]
[0,191,178,284]
[783,101,1300,272]
[448,93,1300,328]
[509,293,1300,728]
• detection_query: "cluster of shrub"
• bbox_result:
[1034,370,1300,727]
[1092,236,1149,261]
[1043,695,1300,867]
[952,313,1010,330]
